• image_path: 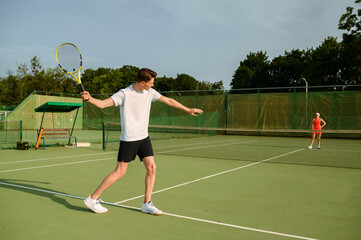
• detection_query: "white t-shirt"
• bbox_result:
[111,84,161,141]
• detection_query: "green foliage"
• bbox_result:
[231,35,360,89]
[0,57,78,105]
[339,35,361,85]
[2,1,361,104]
[0,58,224,105]
[269,49,308,87]
[339,0,361,37]
[231,51,270,89]
[82,65,139,95]
[231,1,361,89]
[230,1,361,89]
[175,74,198,90]
[231,38,359,89]
[198,80,224,91]
[307,37,341,85]
[153,73,224,94]
[154,76,177,91]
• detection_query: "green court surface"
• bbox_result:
[0,135,361,240]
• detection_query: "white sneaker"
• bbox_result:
[84,195,108,213]
[317,146,321,149]
[141,201,163,216]
[308,146,312,149]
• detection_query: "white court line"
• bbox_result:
[0,157,114,173]
[115,161,259,204]
[163,212,317,240]
[116,148,304,204]
[0,139,240,165]
[0,181,317,240]
[0,152,117,165]
[0,140,254,173]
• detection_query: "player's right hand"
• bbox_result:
[81,91,90,102]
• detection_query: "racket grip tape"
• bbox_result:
[79,83,86,92]
[78,84,90,102]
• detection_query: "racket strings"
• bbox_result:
[57,44,81,73]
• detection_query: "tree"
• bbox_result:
[339,36,361,85]
[154,75,223,93]
[338,0,361,84]
[231,51,270,89]
[0,56,79,106]
[174,74,198,91]
[307,37,341,85]
[269,49,309,87]
[229,0,361,89]
[231,65,254,89]
[81,65,139,95]
[0,57,224,106]
[154,76,177,92]
[198,80,224,91]
[339,0,361,37]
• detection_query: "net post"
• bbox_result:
[257,89,261,130]
[224,90,228,128]
[20,120,23,141]
[332,91,339,129]
[102,122,105,150]
[291,93,297,129]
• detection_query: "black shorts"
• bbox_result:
[117,136,154,162]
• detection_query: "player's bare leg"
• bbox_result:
[308,133,315,149]
[143,156,156,203]
[317,134,322,149]
[84,162,128,213]
[91,161,129,199]
[141,156,163,215]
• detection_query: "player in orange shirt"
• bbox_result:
[308,113,326,149]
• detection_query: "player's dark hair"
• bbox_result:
[136,68,157,82]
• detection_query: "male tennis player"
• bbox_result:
[308,113,326,149]
[81,68,203,215]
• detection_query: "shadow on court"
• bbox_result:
[0,178,140,214]
[0,178,90,212]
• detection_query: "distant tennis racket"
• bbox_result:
[55,43,85,92]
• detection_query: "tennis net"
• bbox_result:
[102,122,218,150]
[102,123,361,169]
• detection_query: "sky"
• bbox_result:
[0,0,355,89]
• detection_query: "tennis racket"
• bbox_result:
[55,43,85,92]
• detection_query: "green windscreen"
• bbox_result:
[3,88,361,150]
[227,91,361,130]
[0,120,22,149]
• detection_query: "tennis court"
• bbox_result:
[1,134,360,240]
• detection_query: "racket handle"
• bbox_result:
[79,83,86,92]
[78,84,90,102]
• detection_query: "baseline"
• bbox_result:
[0,152,117,165]
[0,157,114,173]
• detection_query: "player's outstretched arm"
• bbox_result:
[81,91,115,109]
[157,96,203,116]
